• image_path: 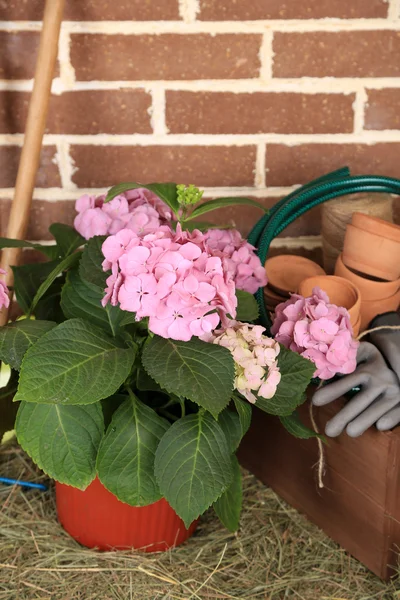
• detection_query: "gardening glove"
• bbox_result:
[368,312,400,431]
[312,341,400,437]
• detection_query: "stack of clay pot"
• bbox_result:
[334,213,400,331]
[264,255,326,311]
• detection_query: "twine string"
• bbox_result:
[321,193,393,274]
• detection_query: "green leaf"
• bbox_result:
[79,235,108,291]
[142,336,235,418]
[218,408,243,453]
[105,182,179,214]
[49,223,85,257]
[0,237,58,259]
[15,319,135,405]
[233,395,252,440]
[235,290,259,322]
[154,412,233,527]
[213,456,242,532]
[255,345,315,416]
[280,410,324,440]
[97,394,170,506]
[12,260,61,314]
[15,401,104,489]
[29,252,80,314]
[0,369,19,440]
[186,197,268,221]
[0,319,56,370]
[61,268,134,336]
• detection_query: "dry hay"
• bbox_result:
[0,444,399,600]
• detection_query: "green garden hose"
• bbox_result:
[251,169,400,331]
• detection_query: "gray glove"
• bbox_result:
[312,341,400,437]
[369,312,400,431]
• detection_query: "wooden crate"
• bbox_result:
[238,393,400,580]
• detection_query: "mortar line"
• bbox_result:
[353,88,368,134]
[2,132,400,146]
[255,143,266,188]
[259,32,274,81]
[2,19,400,33]
[178,0,200,23]
[388,0,400,20]
[55,140,77,191]
[2,78,400,93]
[0,186,298,201]
[150,87,167,135]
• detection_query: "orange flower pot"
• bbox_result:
[342,224,400,282]
[265,255,326,296]
[359,289,400,331]
[352,212,400,243]
[56,478,198,552]
[298,275,361,336]
[335,253,400,302]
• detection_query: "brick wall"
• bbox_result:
[1,0,400,262]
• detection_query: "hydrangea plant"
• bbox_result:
[0,183,316,530]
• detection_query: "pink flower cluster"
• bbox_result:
[101,225,237,342]
[0,269,10,310]
[271,287,359,380]
[74,188,173,240]
[204,229,267,294]
[203,321,281,404]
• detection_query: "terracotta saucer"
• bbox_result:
[265,255,326,296]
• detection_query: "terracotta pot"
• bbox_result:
[352,212,400,242]
[342,224,400,282]
[265,255,326,296]
[56,478,198,552]
[298,275,361,336]
[335,254,400,302]
[360,289,400,331]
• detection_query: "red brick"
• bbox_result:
[0,32,41,80]
[70,145,256,188]
[0,199,76,240]
[0,0,180,20]
[166,92,355,134]
[266,143,400,187]
[365,89,400,130]
[71,34,261,81]
[0,146,61,188]
[199,0,387,19]
[273,32,400,78]
[193,197,322,237]
[0,90,152,135]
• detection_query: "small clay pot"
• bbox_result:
[352,212,400,242]
[335,254,400,302]
[360,289,400,331]
[298,275,361,335]
[342,224,400,282]
[265,255,326,296]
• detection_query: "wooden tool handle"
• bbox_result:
[0,0,65,325]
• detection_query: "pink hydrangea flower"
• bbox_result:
[74,188,173,240]
[271,286,359,380]
[0,269,10,310]
[204,321,281,404]
[204,229,267,294]
[101,225,237,342]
